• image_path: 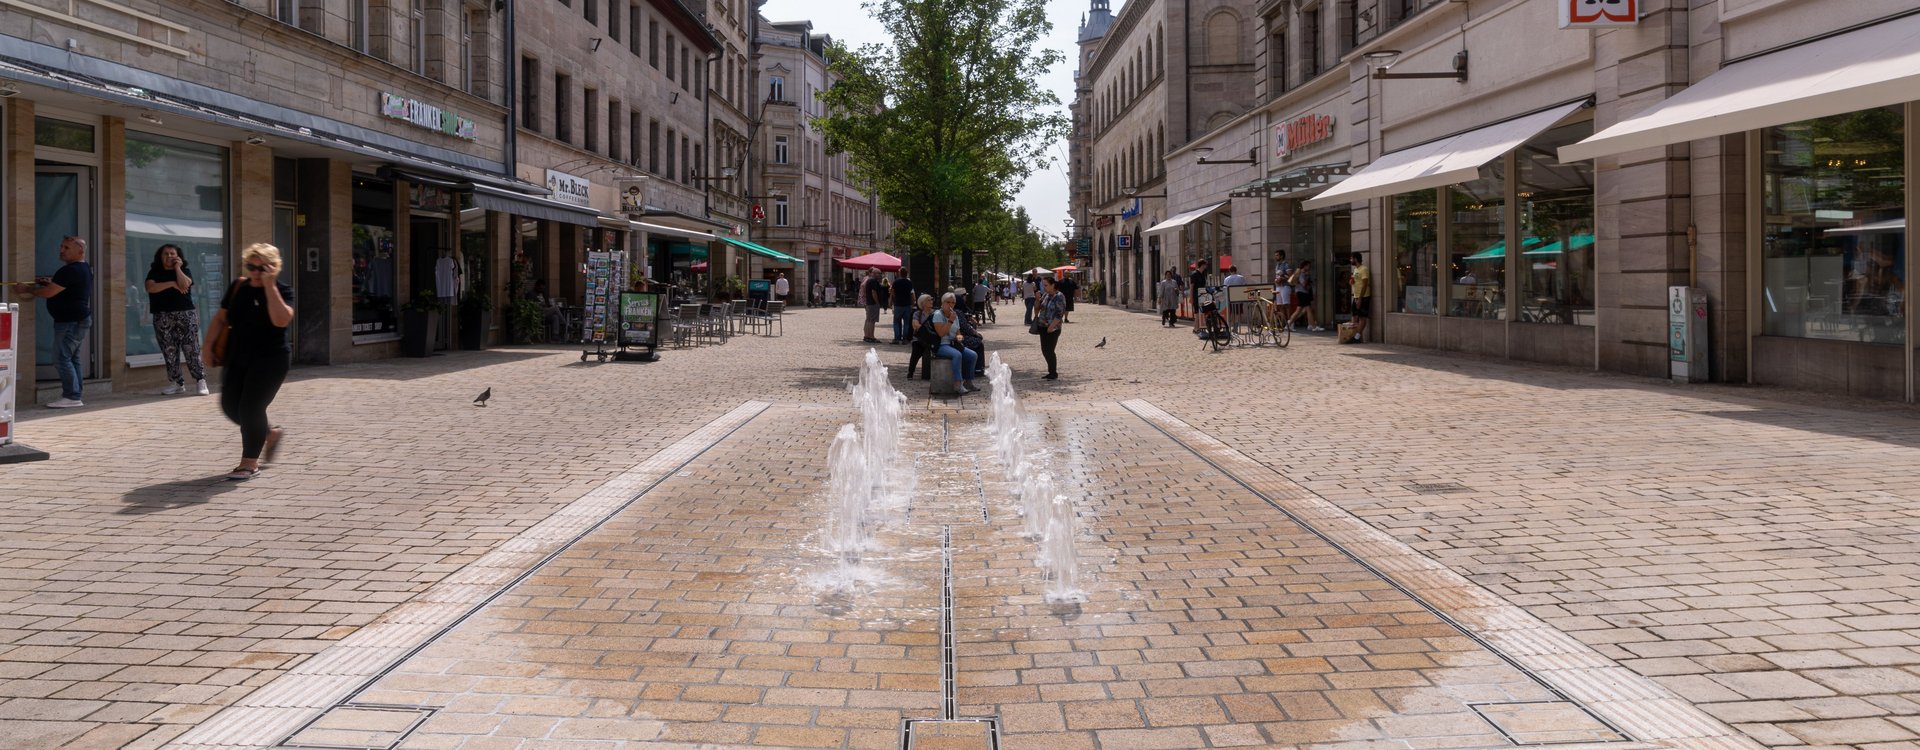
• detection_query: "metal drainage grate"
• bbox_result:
[1407,481,1472,495]
[280,704,435,750]
[900,717,1001,750]
[1469,701,1628,745]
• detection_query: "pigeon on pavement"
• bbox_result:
[474,387,491,407]
[1095,337,1107,349]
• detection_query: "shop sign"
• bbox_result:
[1075,237,1091,255]
[1274,113,1335,159]
[547,169,592,208]
[1094,215,1114,228]
[378,92,478,141]
[1560,0,1637,28]
[409,183,452,212]
[617,178,647,212]
[1116,234,1132,249]
[1120,199,1142,220]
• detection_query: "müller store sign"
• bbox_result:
[378,92,479,141]
[1274,113,1335,159]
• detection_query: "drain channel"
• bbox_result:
[939,524,957,720]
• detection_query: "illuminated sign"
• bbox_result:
[378,92,478,141]
[1275,113,1335,159]
[1560,0,1637,28]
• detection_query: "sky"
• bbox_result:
[756,0,1089,243]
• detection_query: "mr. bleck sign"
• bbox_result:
[547,170,591,208]
[1275,113,1334,159]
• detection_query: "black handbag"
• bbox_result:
[1028,321,1047,335]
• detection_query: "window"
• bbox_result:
[1448,159,1505,319]
[648,120,660,172]
[607,98,621,161]
[628,4,641,56]
[774,197,789,226]
[274,0,295,24]
[554,72,572,143]
[1762,106,1906,343]
[1204,11,1240,65]
[410,0,426,74]
[1301,8,1322,79]
[693,58,703,99]
[680,136,689,183]
[1389,0,1420,26]
[350,0,368,51]
[584,0,596,25]
[1338,0,1358,54]
[607,0,618,40]
[1518,121,1596,325]
[774,135,789,164]
[679,47,690,91]
[520,57,540,131]
[1391,190,1438,314]
[694,144,703,181]
[584,88,599,152]
[649,20,659,68]
[461,10,478,94]
[665,128,676,178]
[666,35,676,80]
[769,75,784,102]
[124,133,228,359]
[630,111,643,166]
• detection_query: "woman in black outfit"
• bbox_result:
[906,294,937,380]
[206,243,295,481]
[1036,276,1065,379]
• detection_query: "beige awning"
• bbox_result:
[1143,201,1229,236]
[1561,13,1920,162]
[1302,101,1587,211]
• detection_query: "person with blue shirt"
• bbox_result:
[931,292,979,393]
[15,236,92,408]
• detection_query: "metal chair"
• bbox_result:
[759,300,784,336]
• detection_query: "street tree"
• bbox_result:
[817,0,1067,289]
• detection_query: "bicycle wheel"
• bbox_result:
[1275,323,1290,348]
[1207,313,1229,352]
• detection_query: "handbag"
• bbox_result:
[1028,321,1047,335]
[207,280,243,367]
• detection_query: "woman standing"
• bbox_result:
[205,243,296,481]
[145,244,209,396]
[1035,276,1065,380]
[932,293,979,393]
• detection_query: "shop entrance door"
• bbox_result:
[1306,209,1352,323]
[410,218,450,349]
[33,166,95,383]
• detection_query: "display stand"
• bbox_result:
[0,304,50,464]
[580,251,621,362]
[613,291,662,362]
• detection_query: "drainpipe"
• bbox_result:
[503,0,517,180]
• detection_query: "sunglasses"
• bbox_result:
[244,263,273,273]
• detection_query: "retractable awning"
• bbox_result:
[469,185,602,227]
[723,237,803,264]
[1302,100,1588,211]
[633,222,714,241]
[1561,13,1920,162]
[1143,201,1229,236]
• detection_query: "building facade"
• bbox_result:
[753,17,894,302]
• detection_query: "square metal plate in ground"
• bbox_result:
[1407,481,1473,495]
[902,717,1000,750]
[1470,701,1628,745]
[280,705,435,750]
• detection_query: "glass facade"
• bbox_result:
[1518,121,1596,325]
[1448,159,1505,319]
[352,179,399,337]
[123,133,229,358]
[1762,106,1906,344]
[1391,190,1438,314]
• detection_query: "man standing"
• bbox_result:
[1057,274,1077,323]
[773,272,790,304]
[1346,251,1371,344]
[860,268,884,343]
[889,271,915,344]
[1221,265,1246,326]
[15,236,92,408]
[1188,262,1209,332]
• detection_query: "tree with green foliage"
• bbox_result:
[817,0,1067,289]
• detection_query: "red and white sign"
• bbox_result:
[1560,0,1637,28]
[1,304,16,445]
[1274,114,1335,159]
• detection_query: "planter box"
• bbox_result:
[401,310,439,357]
[459,309,490,350]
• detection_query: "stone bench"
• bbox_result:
[929,352,960,396]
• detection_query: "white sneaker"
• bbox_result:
[161,383,186,395]
[46,398,83,409]
[1310,326,1326,332]
[195,380,210,396]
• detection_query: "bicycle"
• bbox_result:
[1238,291,1290,348]
[1197,286,1230,352]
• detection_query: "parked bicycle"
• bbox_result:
[1238,291,1290,348]
[1198,286,1230,352]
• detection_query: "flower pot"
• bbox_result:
[401,309,438,357]
[459,308,490,350]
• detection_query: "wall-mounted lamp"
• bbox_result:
[689,166,738,182]
[589,37,603,52]
[244,135,267,146]
[1123,187,1167,198]
[138,112,163,125]
[1367,49,1469,82]
[1195,147,1258,165]
[670,91,680,104]
[0,84,17,98]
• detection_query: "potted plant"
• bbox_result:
[400,289,440,357]
[458,288,493,350]
[713,275,745,302]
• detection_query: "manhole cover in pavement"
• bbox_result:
[1471,701,1628,745]
[282,705,435,750]
[1407,481,1472,494]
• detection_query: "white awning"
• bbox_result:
[1143,201,1229,236]
[634,222,713,241]
[1561,13,1920,162]
[1302,101,1588,211]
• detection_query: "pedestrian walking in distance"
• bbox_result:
[145,244,209,396]
[860,268,885,343]
[14,235,92,408]
[1036,275,1066,380]
[1156,270,1180,327]
[206,243,296,481]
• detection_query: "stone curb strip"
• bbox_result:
[1121,399,1768,750]
[165,401,773,749]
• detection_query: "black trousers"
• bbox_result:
[1161,308,1175,326]
[221,354,289,460]
[907,340,933,379]
[1038,329,1061,375]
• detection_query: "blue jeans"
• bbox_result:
[892,305,911,342]
[1023,297,1035,324]
[937,343,977,384]
[53,318,88,401]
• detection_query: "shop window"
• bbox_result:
[124,134,229,361]
[1518,121,1596,325]
[1391,190,1438,314]
[1448,159,1505,320]
[352,179,399,338]
[1762,106,1906,344]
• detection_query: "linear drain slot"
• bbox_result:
[1470,701,1629,745]
[280,704,434,750]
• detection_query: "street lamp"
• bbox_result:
[1366,49,1470,82]
[689,166,738,182]
[1194,147,1259,165]
[1123,187,1167,199]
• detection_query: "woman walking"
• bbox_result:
[1286,260,1323,332]
[145,244,209,395]
[205,243,295,481]
[1035,276,1065,380]
[932,293,979,393]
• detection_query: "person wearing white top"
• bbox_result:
[773,272,790,302]
[1021,274,1039,325]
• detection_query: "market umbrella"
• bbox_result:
[689,261,709,272]
[836,252,903,272]
[1053,264,1078,272]
[1027,266,1054,276]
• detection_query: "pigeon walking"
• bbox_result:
[473,387,491,407]
[1094,337,1107,349]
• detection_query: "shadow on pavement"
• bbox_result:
[119,475,244,514]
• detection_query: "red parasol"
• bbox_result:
[835,252,903,272]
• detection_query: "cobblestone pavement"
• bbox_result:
[1,302,1916,749]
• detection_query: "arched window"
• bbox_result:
[1156,25,1166,76]
[1206,11,1241,65]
